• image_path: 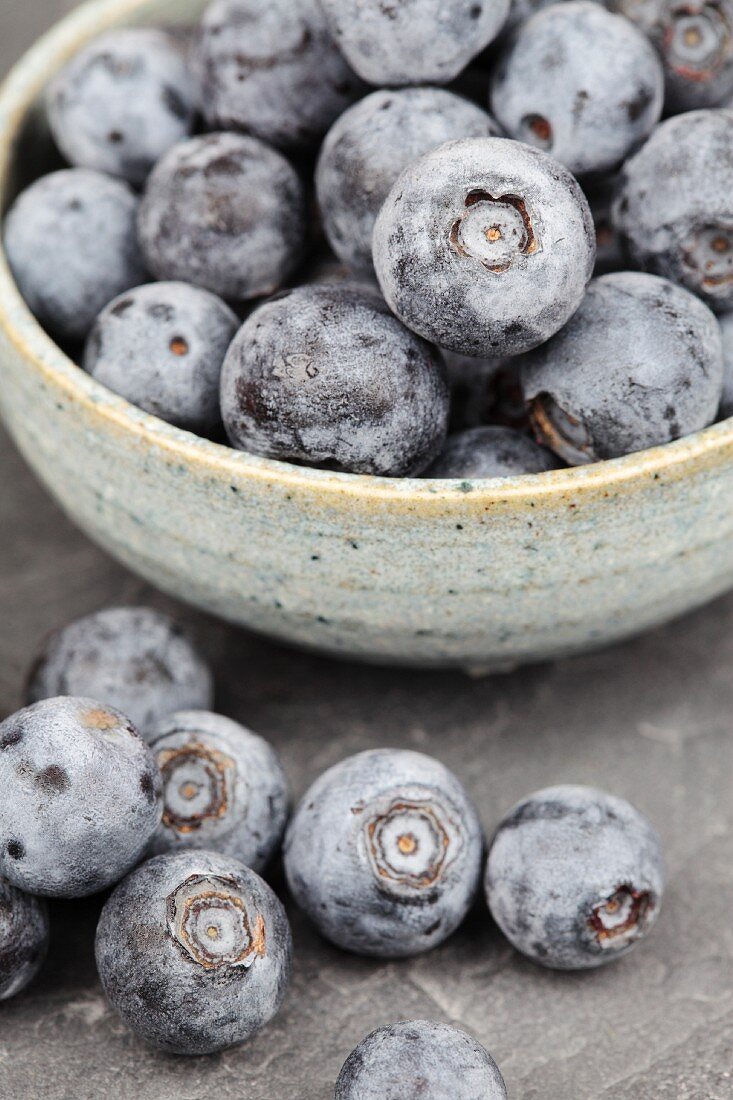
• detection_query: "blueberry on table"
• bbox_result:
[373,137,596,358]
[719,311,733,419]
[521,271,723,463]
[486,785,664,969]
[491,1,664,176]
[606,0,733,112]
[138,132,307,301]
[613,110,733,312]
[317,0,511,86]
[3,169,146,342]
[220,284,449,476]
[95,850,292,1054]
[426,425,561,478]
[316,87,499,276]
[335,1020,507,1100]
[0,878,49,1001]
[47,28,196,186]
[283,748,483,957]
[84,281,237,433]
[26,606,214,737]
[0,697,162,898]
[147,710,289,872]
[194,0,363,149]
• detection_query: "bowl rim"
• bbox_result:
[1,0,732,508]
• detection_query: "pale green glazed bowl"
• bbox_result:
[1,0,733,670]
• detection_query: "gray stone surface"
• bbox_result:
[1,4,733,1097]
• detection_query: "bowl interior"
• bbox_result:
[1,0,732,510]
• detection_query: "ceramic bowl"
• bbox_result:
[1,0,733,671]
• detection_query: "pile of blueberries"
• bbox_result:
[0,605,665,1095]
[4,0,733,482]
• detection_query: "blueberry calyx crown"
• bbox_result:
[449,189,541,275]
[157,740,235,834]
[587,883,655,951]
[166,873,266,970]
[662,1,731,81]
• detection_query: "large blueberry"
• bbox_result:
[0,877,49,1001]
[95,850,292,1053]
[283,748,483,957]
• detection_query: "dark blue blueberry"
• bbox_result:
[84,282,237,433]
[138,132,307,301]
[485,784,664,969]
[47,28,196,186]
[220,284,449,476]
[335,1020,507,1099]
[194,0,364,149]
[95,850,292,1053]
[283,748,483,957]
[0,877,49,1001]
[26,606,214,737]
[373,137,596,357]
[521,271,723,463]
[3,169,146,341]
[316,87,499,275]
[426,425,561,478]
[148,710,289,872]
[0,697,162,898]
[491,1,663,176]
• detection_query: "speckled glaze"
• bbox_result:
[1,0,733,672]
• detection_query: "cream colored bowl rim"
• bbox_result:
[1,0,732,507]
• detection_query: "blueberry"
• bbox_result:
[47,29,196,186]
[195,0,364,149]
[95,850,292,1054]
[147,710,289,872]
[138,132,307,301]
[283,748,482,957]
[491,2,663,177]
[0,877,49,1001]
[318,0,511,86]
[613,110,733,311]
[220,284,449,476]
[316,87,500,276]
[521,271,724,463]
[3,169,146,342]
[373,137,595,357]
[26,606,214,737]
[607,0,733,112]
[0,697,162,898]
[426,425,560,478]
[84,282,237,433]
[335,1020,507,1100]
[486,784,664,969]
[719,310,733,418]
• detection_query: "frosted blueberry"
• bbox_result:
[373,137,595,357]
[26,606,214,737]
[47,29,196,186]
[335,1020,507,1100]
[3,169,146,341]
[606,0,733,112]
[138,132,307,301]
[718,310,733,418]
[426,425,560,477]
[317,0,511,86]
[316,87,499,275]
[84,282,237,433]
[0,878,49,1000]
[95,850,292,1053]
[491,2,664,176]
[521,272,724,463]
[485,784,664,969]
[195,0,363,149]
[220,284,449,476]
[613,110,733,311]
[283,748,483,957]
[0,697,162,898]
[148,711,289,871]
